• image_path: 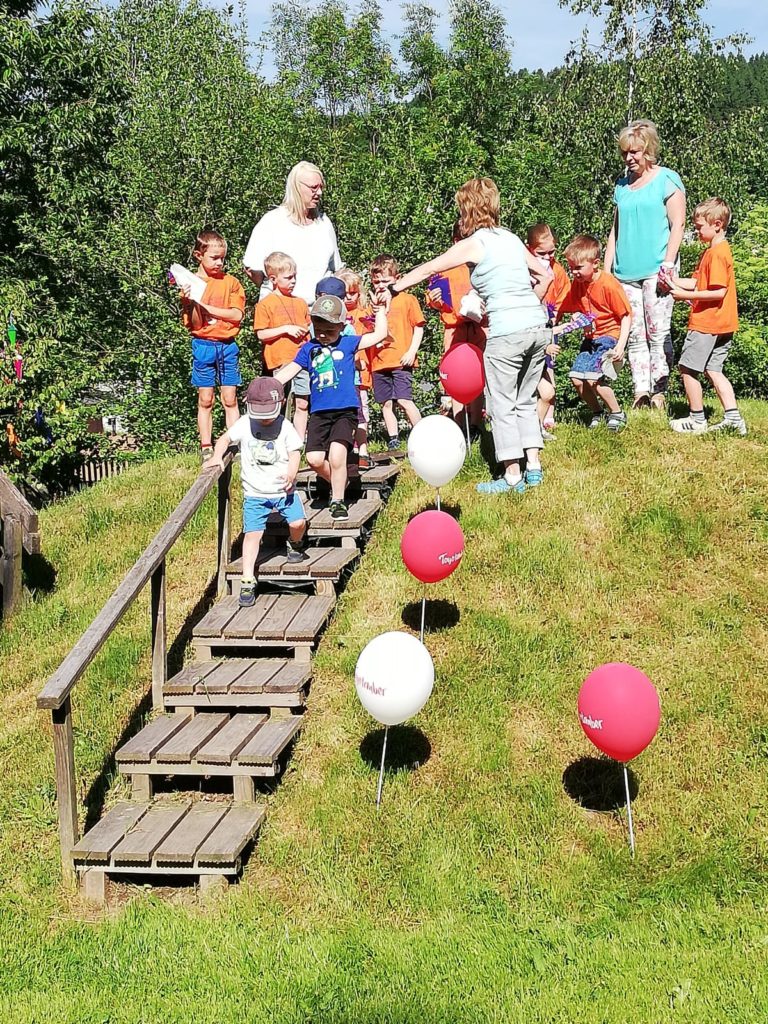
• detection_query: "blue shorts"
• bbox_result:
[191,338,241,388]
[243,492,305,533]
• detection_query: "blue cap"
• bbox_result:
[315,276,346,300]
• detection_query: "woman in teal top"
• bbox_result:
[604,120,686,409]
[392,178,550,494]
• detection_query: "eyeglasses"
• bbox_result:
[300,182,324,192]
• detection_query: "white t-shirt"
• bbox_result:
[228,414,303,499]
[243,206,342,305]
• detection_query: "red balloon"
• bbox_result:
[400,510,465,584]
[578,663,660,763]
[439,343,485,405]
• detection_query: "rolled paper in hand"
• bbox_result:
[558,312,597,337]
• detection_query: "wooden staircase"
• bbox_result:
[43,454,401,901]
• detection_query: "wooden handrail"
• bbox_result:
[37,453,233,712]
[0,470,40,554]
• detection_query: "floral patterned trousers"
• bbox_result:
[621,275,675,397]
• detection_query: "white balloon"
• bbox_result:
[407,415,467,489]
[355,631,434,727]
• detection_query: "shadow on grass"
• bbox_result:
[359,725,432,772]
[23,550,57,594]
[82,570,221,833]
[562,756,638,812]
[401,598,460,634]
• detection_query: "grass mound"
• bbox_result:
[1,404,768,1022]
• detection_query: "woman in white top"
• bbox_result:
[243,161,342,304]
[393,178,550,494]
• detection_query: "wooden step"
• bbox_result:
[163,658,311,709]
[259,495,382,546]
[71,799,265,877]
[295,459,401,498]
[116,712,304,780]
[192,593,335,661]
[224,545,358,595]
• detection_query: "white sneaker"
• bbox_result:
[708,417,748,436]
[670,416,707,434]
[588,413,605,429]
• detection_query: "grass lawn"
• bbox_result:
[1,403,768,1022]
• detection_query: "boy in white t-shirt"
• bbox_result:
[206,377,307,607]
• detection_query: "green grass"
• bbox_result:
[2,405,768,1022]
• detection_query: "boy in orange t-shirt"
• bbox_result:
[176,229,245,461]
[526,223,570,438]
[370,254,425,450]
[253,252,311,439]
[668,198,745,435]
[556,234,632,432]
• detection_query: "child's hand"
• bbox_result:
[545,342,561,358]
[605,346,624,362]
[426,286,446,308]
[400,349,417,368]
[278,473,295,492]
[179,284,192,300]
[203,455,224,473]
[285,324,308,340]
[669,286,692,302]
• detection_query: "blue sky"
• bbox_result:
[237,0,767,77]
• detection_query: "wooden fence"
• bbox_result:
[0,471,41,618]
[36,454,234,881]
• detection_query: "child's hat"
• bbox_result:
[315,276,346,300]
[246,377,284,420]
[310,294,345,325]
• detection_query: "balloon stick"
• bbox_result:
[465,416,471,450]
[376,726,389,809]
[436,489,441,511]
[623,763,636,859]
[419,585,427,643]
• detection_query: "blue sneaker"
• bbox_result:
[524,468,544,487]
[476,476,526,495]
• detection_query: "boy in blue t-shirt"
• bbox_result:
[275,294,387,521]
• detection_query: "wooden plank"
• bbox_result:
[37,452,235,711]
[1,514,23,618]
[262,661,312,693]
[71,802,149,863]
[115,714,191,764]
[228,659,291,694]
[285,594,335,641]
[0,471,40,552]
[192,595,241,638]
[193,659,251,695]
[111,803,190,866]
[155,713,229,762]
[225,550,288,578]
[237,716,303,766]
[310,547,358,577]
[153,804,229,867]
[281,546,329,576]
[311,497,380,531]
[251,594,307,641]
[196,805,266,866]
[225,594,278,640]
[164,661,220,696]
[52,699,79,880]
[196,714,268,765]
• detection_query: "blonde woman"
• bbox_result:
[604,120,686,409]
[243,161,342,304]
[392,178,550,494]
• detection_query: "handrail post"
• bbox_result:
[217,461,232,598]
[2,513,22,618]
[151,559,167,708]
[52,697,78,883]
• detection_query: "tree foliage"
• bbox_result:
[2,0,767,490]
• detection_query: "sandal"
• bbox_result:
[476,476,526,495]
[632,393,651,410]
[650,394,666,411]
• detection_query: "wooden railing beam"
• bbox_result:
[52,698,78,882]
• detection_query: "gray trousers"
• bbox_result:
[484,327,549,462]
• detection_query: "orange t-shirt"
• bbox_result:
[370,292,425,373]
[253,292,311,370]
[182,273,245,342]
[544,261,571,314]
[688,241,739,335]
[559,270,632,340]
[349,306,375,389]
